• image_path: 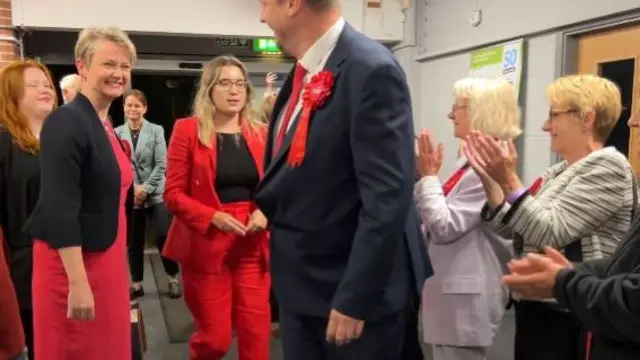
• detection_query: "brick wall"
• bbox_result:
[0,0,17,68]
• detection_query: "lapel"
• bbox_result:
[242,126,266,178]
[118,124,134,160]
[134,119,151,161]
[260,25,353,187]
[264,66,296,167]
[71,93,119,167]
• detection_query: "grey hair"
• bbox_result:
[59,73,80,90]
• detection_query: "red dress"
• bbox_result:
[31,122,133,360]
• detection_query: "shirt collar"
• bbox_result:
[299,17,345,74]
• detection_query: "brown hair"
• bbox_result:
[125,89,147,106]
[0,59,57,154]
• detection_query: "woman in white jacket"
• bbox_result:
[415,77,521,360]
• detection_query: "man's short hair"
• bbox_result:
[305,0,334,11]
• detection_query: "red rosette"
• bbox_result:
[287,70,335,167]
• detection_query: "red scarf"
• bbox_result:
[529,177,543,196]
[442,164,470,196]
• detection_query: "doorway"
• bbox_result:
[46,65,198,140]
[576,23,640,172]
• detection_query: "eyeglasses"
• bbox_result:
[215,79,247,90]
[547,109,577,121]
[451,104,468,112]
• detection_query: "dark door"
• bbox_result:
[46,65,198,140]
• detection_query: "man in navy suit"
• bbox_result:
[256,1,430,359]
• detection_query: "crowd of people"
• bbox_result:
[1,1,640,360]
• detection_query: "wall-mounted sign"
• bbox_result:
[469,39,524,98]
[215,37,249,47]
[253,38,282,54]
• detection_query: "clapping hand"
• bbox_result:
[266,72,278,85]
[465,131,521,191]
[415,130,444,177]
[502,247,572,299]
[462,134,505,208]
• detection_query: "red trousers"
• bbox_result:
[182,201,271,360]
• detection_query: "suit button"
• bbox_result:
[195,180,200,185]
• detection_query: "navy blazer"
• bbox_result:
[25,94,126,252]
[255,23,431,321]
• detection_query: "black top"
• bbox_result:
[24,94,124,252]
[214,132,259,204]
[130,126,140,149]
[0,130,40,307]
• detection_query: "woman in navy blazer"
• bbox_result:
[24,27,136,360]
[415,77,520,360]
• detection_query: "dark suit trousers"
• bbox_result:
[128,202,179,283]
[401,295,423,359]
[280,310,407,360]
[514,300,584,360]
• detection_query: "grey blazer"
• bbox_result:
[414,157,512,348]
[114,119,167,208]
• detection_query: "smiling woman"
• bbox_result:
[0,59,57,360]
[24,26,137,360]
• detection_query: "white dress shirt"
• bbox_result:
[274,17,346,137]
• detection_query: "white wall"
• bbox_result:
[403,1,640,184]
[419,0,640,57]
[11,0,406,42]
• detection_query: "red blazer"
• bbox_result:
[162,117,269,273]
[0,231,25,360]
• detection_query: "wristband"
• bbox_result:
[506,188,527,204]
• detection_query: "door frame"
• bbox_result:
[553,10,640,163]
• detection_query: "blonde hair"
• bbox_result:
[75,26,137,65]
[453,77,522,140]
[546,74,622,142]
[192,55,262,147]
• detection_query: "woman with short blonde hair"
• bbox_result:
[466,74,635,360]
[26,26,137,360]
[163,55,271,359]
[415,77,519,360]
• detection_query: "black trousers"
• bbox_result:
[279,309,407,360]
[128,202,179,283]
[514,300,585,360]
[401,295,423,359]
[20,309,33,360]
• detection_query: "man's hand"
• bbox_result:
[326,309,365,346]
[502,247,570,299]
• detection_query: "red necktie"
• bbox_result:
[275,63,307,152]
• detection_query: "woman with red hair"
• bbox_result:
[0,59,57,360]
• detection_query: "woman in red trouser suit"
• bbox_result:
[163,55,270,360]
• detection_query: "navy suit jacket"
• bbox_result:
[255,23,432,321]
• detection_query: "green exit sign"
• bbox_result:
[253,38,281,54]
